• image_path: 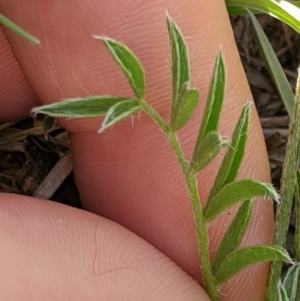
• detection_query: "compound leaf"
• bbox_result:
[32,96,132,118]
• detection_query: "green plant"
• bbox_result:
[225,2,300,300]
[31,14,292,301]
[3,1,300,300]
[226,0,300,35]
[267,69,300,301]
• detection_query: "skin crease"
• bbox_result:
[0,0,274,300]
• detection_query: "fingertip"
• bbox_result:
[0,28,39,122]
[0,193,210,301]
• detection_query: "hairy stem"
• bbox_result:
[265,70,300,301]
[295,179,300,300]
[141,101,219,301]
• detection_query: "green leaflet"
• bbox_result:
[212,199,253,274]
[192,51,225,157]
[99,100,141,133]
[167,15,201,133]
[96,36,145,100]
[205,102,250,209]
[215,246,293,286]
[246,9,294,117]
[32,96,132,118]
[204,180,278,222]
[0,14,40,45]
[170,85,200,132]
[166,14,191,125]
[191,131,229,173]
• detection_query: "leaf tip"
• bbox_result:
[98,122,108,134]
[165,10,177,29]
[97,127,105,134]
[273,192,280,204]
[264,183,280,203]
[165,10,171,21]
[93,34,105,40]
[31,107,39,118]
[245,100,254,108]
[93,35,112,46]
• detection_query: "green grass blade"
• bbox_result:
[266,70,300,301]
[99,100,141,133]
[95,36,145,100]
[291,1,300,9]
[227,2,300,15]
[225,0,300,34]
[191,131,229,173]
[205,102,250,207]
[170,86,200,132]
[215,246,293,287]
[192,52,225,158]
[296,172,300,300]
[32,96,132,117]
[166,13,191,125]
[204,180,278,222]
[296,171,300,263]
[212,199,253,275]
[246,9,294,117]
[0,14,40,45]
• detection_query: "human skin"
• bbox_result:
[0,0,273,300]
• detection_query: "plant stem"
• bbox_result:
[141,101,219,301]
[296,184,300,262]
[295,172,300,300]
[265,70,300,301]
